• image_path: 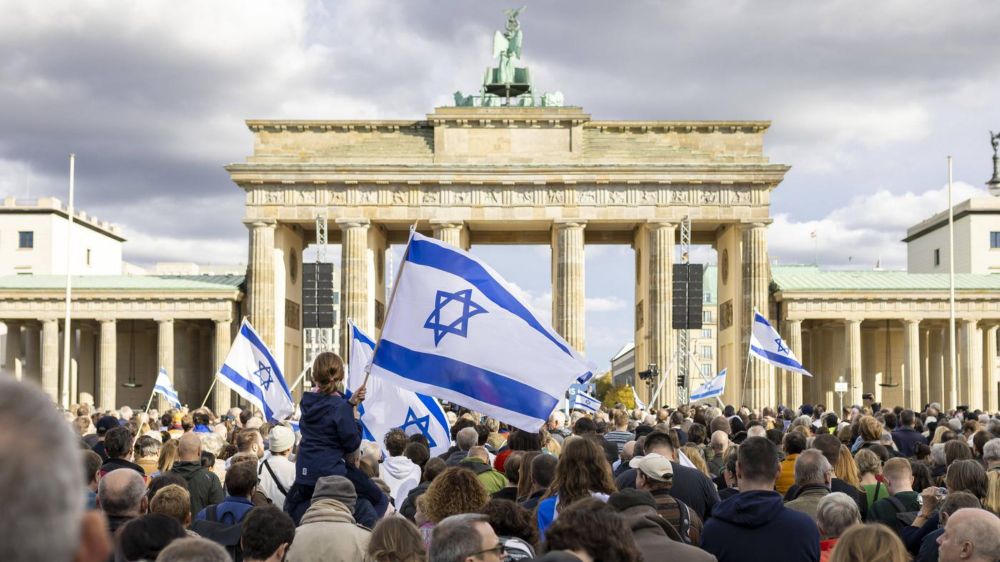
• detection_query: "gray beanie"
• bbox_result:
[311,475,357,509]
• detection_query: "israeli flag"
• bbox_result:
[154,367,181,409]
[748,310,813,377]
[690,368,727,402]
[570,389,602,413]
[216,319,294,423]
[347,321,451,458]
[369,232,594,431]
[631,386,646,410]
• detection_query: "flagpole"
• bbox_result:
[741,310,757,407]
[144,372,158,412]
[199,376,219,410]
[60,153,76,409]
[362,222,418,388]
[946,156,958,410]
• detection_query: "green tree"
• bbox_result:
[603,384,636,409]
[593,371,613,402]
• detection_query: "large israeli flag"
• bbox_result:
[216,319,294,423]
[347,322,451,458]
[154,367,181,409]
[690,368,727,402]
[748,310,813,377]
[570,389,601,413]
[369,232,594,431]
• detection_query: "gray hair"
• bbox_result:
[134,435,161,458]
[0,377,84,561]
[710,430,729,452]
[456,427,479,451]
[794,449,832,486]
[931,443,947,466]
[816,492,860,538]
[983,438,1000,463]
[430,513,490,562]
[199,432,226,456]
[155,537,231,562]
[747,426,767,439]
[98,468,148,516]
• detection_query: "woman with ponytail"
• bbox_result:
[284,351,367,523]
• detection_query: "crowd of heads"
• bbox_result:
[9,363,1000,562]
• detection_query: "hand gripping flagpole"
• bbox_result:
[361,221,419,391]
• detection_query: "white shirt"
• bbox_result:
[257,453,296,509]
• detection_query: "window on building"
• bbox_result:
[701,345,712,359]
[703,292,712,303]
[703,310,713,323]
[18,231,33,249]
[933,248,940,266]
[701,364,712,377]
[702,328,712,339]
[991,231,1000,249]
[85,248,92,266]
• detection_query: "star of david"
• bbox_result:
[424,288,487,346]
[253,361,275,390]
[774,338,789,355]
[400,407,437,448]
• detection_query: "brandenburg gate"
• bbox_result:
[226,104,789,408]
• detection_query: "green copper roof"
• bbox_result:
[771,265,1000,292]
[0,274,245,292]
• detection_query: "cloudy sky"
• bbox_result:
[2,0,999,366]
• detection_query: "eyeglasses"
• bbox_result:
[470,543,506,557]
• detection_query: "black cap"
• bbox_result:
[96,416,120,434]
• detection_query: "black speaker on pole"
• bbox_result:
[302,263,337,329]
[671,263,704,330]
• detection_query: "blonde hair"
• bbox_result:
[985,471,1000,517]
[682,445,710,477]
[158,439,179,473]
[829,523,908,562]
[854,449,882,477]
[858,416,882,442]
[834,445,861,489]
[150,484,191,526]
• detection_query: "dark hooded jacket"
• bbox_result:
[294,391,362,486]
[701,490,819,562]
[626,511,717,562]
[169,461,224,517]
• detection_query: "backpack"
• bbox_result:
[191,504,244,562]
[885,496,920,528]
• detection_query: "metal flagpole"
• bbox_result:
[144,373,158,412]
[947,156,958,410]
[60,154,76,409]
[199,377,218,410]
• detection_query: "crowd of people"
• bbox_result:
[5,350,1000,562]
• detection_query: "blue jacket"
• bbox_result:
[194,496,254,524]
[294,391,362,486]
[892,427,928,458]
[701,490,819,562]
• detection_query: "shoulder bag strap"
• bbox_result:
[262,459,289,497]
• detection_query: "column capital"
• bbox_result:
[95,317,117,325]
[739,219,773,228]
[552,219,587,229]
[243,218,277,229]
[429,219,465,228]
[844,318,863,325]
[155,317,175,325]
[787,319,803,327]
[212,317,232,325]
[335,217,371,229]
[646,219,677,229]
[902,318,923,326]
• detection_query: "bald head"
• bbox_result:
[710,430,730,452]
[177,432,202,461]
[98,469,147,517]
[938,508,1000,562]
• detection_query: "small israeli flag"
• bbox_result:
[216,319,294,423]
[347,321,451,458]
[690,368,727,402]
[748,310,813,377]
[570,389,602,413]
[154,367,181,409]
[369,233,594,431]
[631,386,646,410]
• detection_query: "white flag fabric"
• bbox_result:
[748,310,813,377]
[369,232,594,431]
[690,368,727,402]
[154,367,181,409]
[347,322,451,458]
[570,390,601,413]
[216,319,294,423]
[631,386,646,410]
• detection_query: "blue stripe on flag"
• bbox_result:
[352,323,376,348]
[416,393,449,436]
[690,388,721,401]
[750,344,804,370]
[373,339,558,421]
[239,323,292,399]
[219,364,275,422]
[406,238,571,356]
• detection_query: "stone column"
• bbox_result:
[157,318,175,411]
[742,222,773,409]
[960,319,983,409]
[213,319,232,415]
[98,319,117,410]
[844,319,863,407]
[985,325,999,413]
[337,218,372,353]
[647,221,675,406]
[551,220,586,353]
[40,319,59,400]
[431,220,470,250]
[787,320,803,408]
[903,319,922,411]
[24,323,40,381]
[928,326,945,405]
[246,219,277,348]
[4,321,22,379]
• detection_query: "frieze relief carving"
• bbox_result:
[421,190,440,205]
[608,189,626,205]
[637,189,658,205]
[451,187,472,205]
[513,189,534,205]
[546,188,566,205]
[578,187,599,206]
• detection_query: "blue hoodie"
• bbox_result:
[701,490,819,562]
[294,391,362,486]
